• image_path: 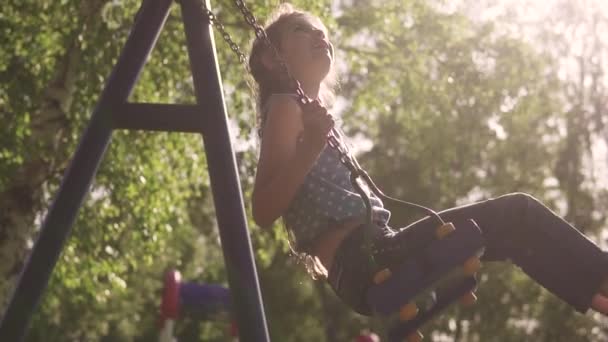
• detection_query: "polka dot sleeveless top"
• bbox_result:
[283,145,391,252]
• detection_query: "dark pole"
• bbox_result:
[180,0,271,341]
[0,0,173,340]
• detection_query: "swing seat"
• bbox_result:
[366,219,485,341]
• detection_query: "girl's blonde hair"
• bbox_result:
[248,4,337,279]
[248,3,337,136]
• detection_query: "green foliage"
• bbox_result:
[336,0,607,340]
[1,0,607,341]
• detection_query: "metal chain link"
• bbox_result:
[199,6,248,66]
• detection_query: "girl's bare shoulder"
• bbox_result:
[263,93,303,132]
[266,93,301,113]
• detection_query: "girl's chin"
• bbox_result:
[311,54,332,71]
[313,48,332,60]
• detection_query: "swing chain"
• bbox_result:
[199,6,248,65]
[234,0,268,44]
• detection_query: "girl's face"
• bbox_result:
[277,15,333,84]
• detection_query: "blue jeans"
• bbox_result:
[327,193,608,315]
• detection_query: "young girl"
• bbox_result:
[249,3,608,318]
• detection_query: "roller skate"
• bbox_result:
[367,219,485,342]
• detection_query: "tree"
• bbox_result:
[2,0,606,341]
[336,0,606,340]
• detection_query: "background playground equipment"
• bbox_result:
[158,269,386,342]
[367,221,485,342]
[158,269,236,342]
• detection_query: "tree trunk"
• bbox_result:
[0,0,107,314]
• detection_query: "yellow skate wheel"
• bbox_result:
[460,291,477,307]
[373,268,392,284]
[463,257,481,275]
[399,302,419,321]
[405,330,423,342]
[435,222,456,239]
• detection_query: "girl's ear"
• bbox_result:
[260,48,280,71]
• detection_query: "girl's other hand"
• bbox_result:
[298,100,334,157]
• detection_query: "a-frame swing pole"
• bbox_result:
[180,0,270,340]
[1,0,271,340]
[0,0,173,339]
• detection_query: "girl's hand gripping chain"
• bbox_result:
[297,100,334,159]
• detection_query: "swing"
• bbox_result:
[201,1,486,340]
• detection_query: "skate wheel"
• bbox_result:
[460,291,477,307]
[405,330,423,342]
[373,268,392,284]
[463,257,481,275]
[399,302,419,321]
[435,222,455,239]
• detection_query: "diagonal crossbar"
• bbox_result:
[0,0,270,341]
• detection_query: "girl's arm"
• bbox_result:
[252,95,331,228]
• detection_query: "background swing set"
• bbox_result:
[0,1,484,341]
[1,0,269,340]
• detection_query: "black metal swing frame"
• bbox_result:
[0,0,270,341]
